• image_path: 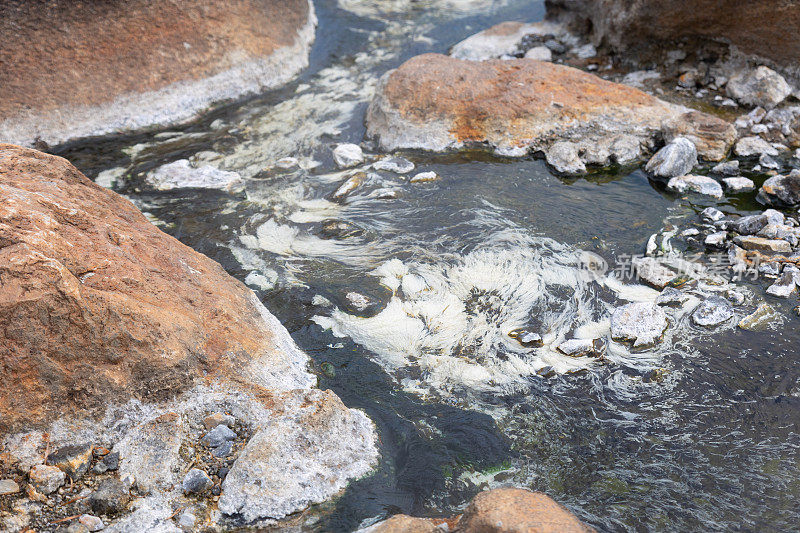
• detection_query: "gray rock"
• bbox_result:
[372,156,414,174]
[726,66,792,109]
[655,287,687,307]
[29,464,65,494]
[524,46,553,61]
[146,160,245,193]
[759,153,781,170]
[203,413,236,430]
[722,176,755,192]
[508,329,544,348]
[573,43,597,59]
[101,452,120,472]
[704,231,728,247]
[766,271,798,298]
[182,468,213,495]
[48,443,93,480]
[734,136,779,157]
[712,160,740,176]
[556,338,606,357]
[692,296,734,326]
[64,524,90,533]
[88,478,131,516]
[632,256,678,289]
[758,223,800,246]
[545,142,586,174]
[730,214,769,235]
[331,172,365,200]
[78,514,105,532]
[202,425,236,448]
[701,207,726,222]
[115,412,185,494]
[0,479,20,495]
[645,138,697,178]
[666,175,722,197]
[332,144,364,168]
[738,303,780,331]
[178,510,197,529]
[763,209,786,225]
[758,171,800,206]
[410,171,438,183]
[733,235,792,253]
[218,389,378,522]
[450,21,554,61]
[211,441,233,458]
[758,262,782,277]
[544,39,567,54]
[610,302,669,348]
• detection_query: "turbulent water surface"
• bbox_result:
[55,0,800,531]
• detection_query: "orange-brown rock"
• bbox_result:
[366,53,695,165]
[663,111,737,162]
[546,0,800,84]
[0,144,314,433]
[359,488,593,533]
[0,0,316,147]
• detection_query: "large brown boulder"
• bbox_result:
[366,53,733,167]
[546,0,800,85]
[359,488,593,533]
[0,0,316,147]
[0,143,314,432]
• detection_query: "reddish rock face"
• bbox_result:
[0,0,315,146]
[366,53,687,158]
[0,144,312,433]
[546,0,800,83]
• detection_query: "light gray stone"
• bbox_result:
[692,296,734,326]
[722,176,755,192]
[655,287,687,307]
[766,271,798,298]
[632,256,678,289]
[332,143,364,168]
[201,425,236,448]
[524,46,553,61]
[730,214,769,235]
[726,66,792,109]
[556,338,605,357]
[115,413,186,494]
[372,156,414,174]
[79,514,105,532]
[734,136,779,157]
[705,231,728,247]
[146,160,245,193]
[610,302,669,348]
[0,479,20,495]
[645,138,697,178]
[712,160,740,176]
[409,171,438,183]
[545,142,586,174]
[203,412,236,430]
[733,235,792,253]
[701,207,725,222]
[667,175,722,197]
[28,464,65,494]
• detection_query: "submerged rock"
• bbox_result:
[373,156,415,174]
[692,296,734,326]
[738,303,780,331]
[610,302,669,348]
[146,159,245,193]
[645,138,698,179]
[556,338,606,358]
[0,0,317,147]
[722,176,755,192]
[726,66,792,109]
[508,329,544,348]
[333,143,365,168]
[667,175,722,198]
[546,142,586,174]
[367,53,689,160]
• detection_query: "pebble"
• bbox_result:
[274,156,299,169]
[345,292,372,312]
[758,262,782,277]
[712,160,740,176]
[544,39,566,54]
[0,479,20,495]
[655,287,688,307]
[211,441,233,458]
[734,136,779,157]
[573,43,597,59]
[556,338,606,357]
[508,329,543,348]
[178,510,197,528]
[78,514,105,532]
[545,141,586,174]
[692,296,734,327]
[372,156,414,174]
[701,207,726,222]
[410,171,438,183]
[722,176,755,192]
[524,46,552,61]
[610,302,669,348]
[763,209,786,225]
[730,214,768,235]
[332,143,364,168]
[64,524,90,533]
[632,256,678,289]
[759,154,781,170]
[88,478,131,515]
[666,175,722,198]
[331,172,365,200]
[201,425,236,448]
[182,468,214,495]
[203,413,236,430]
[766,270,799,298]
[48,443,93,480]
[704,231,728,247]
[645,138,698,178]
[758,170,800,207]
[29,464,65,494]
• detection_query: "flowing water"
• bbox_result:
[52,0,800,530]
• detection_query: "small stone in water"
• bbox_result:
[655,287,687,307]
[704,231,728,247]
[346,292,372,311]
[508,329,543,348]
[410,171,438,183]
[692,296,734,327]
[546,141,586,174]
[701,207,725,222]
[645,138,697,179]
[320,362,336,378]
[331,172,365,200]
[712,160,739,176]
[667,175,722,197]
[372,156,414,174]
[766,271,798,298]
[556,338,605,357]
[730,214,768,235]
[734,136,779,157]
[202,425,236,448]
[332,143,364,168]
[738,303,780,331]
[758,262,781,277]
[182,468,214,495]
[610,302,669,348]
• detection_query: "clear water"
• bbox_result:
[52,0,800,531]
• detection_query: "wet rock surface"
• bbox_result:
[610,303,669,348]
